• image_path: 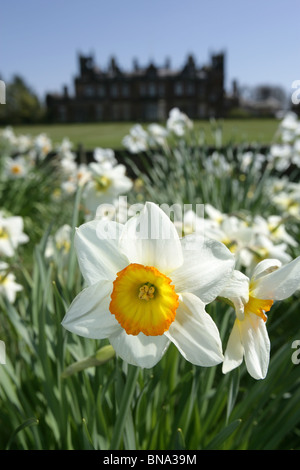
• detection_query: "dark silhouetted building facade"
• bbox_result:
[46,53,225,122]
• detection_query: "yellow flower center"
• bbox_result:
[77,171,85,181]
[0,227,9,239]
[138,283,155,301]
[109,263,179,336]
[11,165,22,174]
[222,238,237,253]
[245,295,273,322]
[0,274,8,285]
[56,240,71,253]
[42,144,50,154]
[254,247,270,262]
[94,175,111,192]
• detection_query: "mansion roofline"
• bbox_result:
[46,52,225,122]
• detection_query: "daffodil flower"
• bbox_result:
[62,202,235,368]
[0,213,29,257]
[45,224,72,260]
[220,257,300,379]
[0,262,23,303]
[83,163,133,216]
[4,156,28,179]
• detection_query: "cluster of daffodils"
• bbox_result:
[122,108,193,153]
[62,202,300,380]
[0,128,134,224]
[2,110,300,383]
[54,145,133,219]
[122,110,300,183]
[43,146,133,265]
[52,137,91,196]
[222,112,300,175]
[0,132,37,301]
[45,224,73,265]
[269,112,300,171]
[0,127,34,155]
[174,203,298,274]
[268,176,300,220]
[202,151,232,177]
[0,211,28,303]
[0,127,54,179]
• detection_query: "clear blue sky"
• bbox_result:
[1,0,300,101]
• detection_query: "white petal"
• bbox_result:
[0,239,14,257]
[222,320,244,374]
[119,201,183,274]
[251,259,282,283]
[252,255,300,300]
[62,280,121,339]
[171,235,235,303]
[4,280,23,303]
[239,313,270,380]
[220,270,249,301]
[219,270,250,320]
[109,329,170,368]
[165,292,224,366]
[6,216,24,235]
[15,233,29,245]
[75,219,129,285]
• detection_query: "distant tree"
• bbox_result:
[239,84,287,107]
[252,85,287,107]
[0,75,45,125]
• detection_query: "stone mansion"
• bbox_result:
[46,52,225,122]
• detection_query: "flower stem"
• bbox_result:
[110,364,139,450]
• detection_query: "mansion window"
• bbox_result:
[97,84,106,97]
[158,83,165,96]
[84,85,94,97]
[139,82,157,97]
[110,83,119,97]
[122,83,130,97]
[148,82,156,97]
[174,81,183,96]
[187,82,195,95]
[139,83,147,96]
[198,82,206,97]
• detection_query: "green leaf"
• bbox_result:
[205,419,242,450]
[110,364,139,450]
[226,368,240,422]
[82,418,95,450]
[6,417,39,450]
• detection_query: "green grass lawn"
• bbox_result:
[2,118,280,150]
